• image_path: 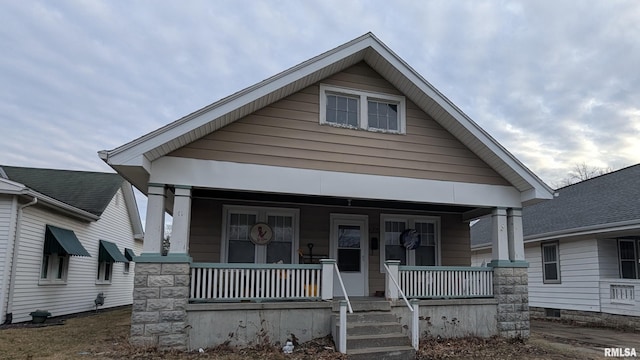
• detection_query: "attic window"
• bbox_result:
[320,84,406,134]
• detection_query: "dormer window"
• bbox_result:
[320,84,406,134]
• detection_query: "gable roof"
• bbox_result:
[472,164,640,247]
[99,32,553,204]
[1,166,122,217]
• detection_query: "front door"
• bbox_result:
[330,214,368,297]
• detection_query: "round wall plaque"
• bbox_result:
[250,223,273,245]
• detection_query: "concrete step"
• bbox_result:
[347,345,416,360]
[347,333,411,350]
[346,312,398,323]
[347,321,403,336]
[332,300,391,312]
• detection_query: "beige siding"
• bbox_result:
[189,199,471,295]
[170,62,509,186]
[10,189,139,323]
[0,195,17,324]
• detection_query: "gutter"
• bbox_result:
[5,195,38,323]
[21,189,99,222]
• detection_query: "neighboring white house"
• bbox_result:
[0,165,143,323]
[471,164,640,327]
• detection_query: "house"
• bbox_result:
[99,33,554,354]
[471,164,640,328]
[0,165,143,324]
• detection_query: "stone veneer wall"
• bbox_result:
[130,262,191,349]
[493,267,529,338]
[530,307,640,330]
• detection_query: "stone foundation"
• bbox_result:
[130,262,190,350]
[493,266,529,338]
[530,306,640,330]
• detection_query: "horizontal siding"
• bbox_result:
[470,249,492,267]
[597,238,620,278]
[189,199,471,296]
[10,189,138,323]
[0,195,17,324]
[526,238,601,312]
[169,62,509,186]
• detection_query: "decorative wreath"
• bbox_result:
[399,229,421,250]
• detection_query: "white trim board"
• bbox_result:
[150,157,522,208]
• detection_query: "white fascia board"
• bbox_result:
[523,219,640,243]
[102,37,374,167]
[366,40,554,200]
[121,182,144,240]
[150,157,522,208]
[0,178,26,193]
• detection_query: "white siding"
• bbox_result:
[599,279,640,317]
[597,238,620,278]
[0,195,17,324]
[527,238,601,312]
[10,188,139,323]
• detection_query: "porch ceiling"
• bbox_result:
[191,188,483,215]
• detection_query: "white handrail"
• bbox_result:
[384,263,413,312]
[333,263,353,313]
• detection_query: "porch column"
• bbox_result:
[507,208,525,262]
[489,208,509,266]
[141,184,166,256]
[385,260,400,301]
[168,186,192,262]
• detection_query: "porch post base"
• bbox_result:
[492,266,529,338]
[130,262,191,350]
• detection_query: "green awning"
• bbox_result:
[99,240,128,263]
[44,225,91,257]
[124,248,136,262]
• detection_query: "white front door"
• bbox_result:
[330,214,368,297]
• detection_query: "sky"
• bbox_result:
[1,1,639,223]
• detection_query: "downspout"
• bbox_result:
[4,196,37,324]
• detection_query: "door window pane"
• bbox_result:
[267,215,293,263]
[338,225,360,271]
[228,213,256,263]
[384,221,406,265]
[619,240,638,279]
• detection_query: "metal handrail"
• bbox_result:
[384,263,413,312]
[333,263,353,313]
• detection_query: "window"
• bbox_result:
[618,239,639,279]
[380,214,440,271]
[97,240,128,284]
[320,84,406,134]
[40,253,68,283]
[222,206,299,264]
[541,242,560,283]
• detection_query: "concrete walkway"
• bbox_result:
[531,319,640,359]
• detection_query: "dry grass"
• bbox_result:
[0,307,598,359]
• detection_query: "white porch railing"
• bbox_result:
[398,266,494,298]
[190,263,322,301]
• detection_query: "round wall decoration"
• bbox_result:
[250,223,274,245]
[399,229,421,250]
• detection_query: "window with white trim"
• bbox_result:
[97,261,113,283]
[541,242,560,283]
[40,253,68,283]
[618,239,639,279]
[320,84,406,134]
[380,214,440,271]
[222,206,299,264]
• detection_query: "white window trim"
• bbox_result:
[379,214,441,272]
[96,261,114,284]
[541,241,561,284]
[123,261,131,275]
[220,205,300,264]
[320,84,406,134]
[39,253,69,285]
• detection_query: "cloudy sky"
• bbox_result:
[2,1,639,219]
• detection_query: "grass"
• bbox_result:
[0,307,601,359]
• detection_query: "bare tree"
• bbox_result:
[553,162,613,188]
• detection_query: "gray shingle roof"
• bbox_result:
[1,165,124,217]
[472,164,640,246]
